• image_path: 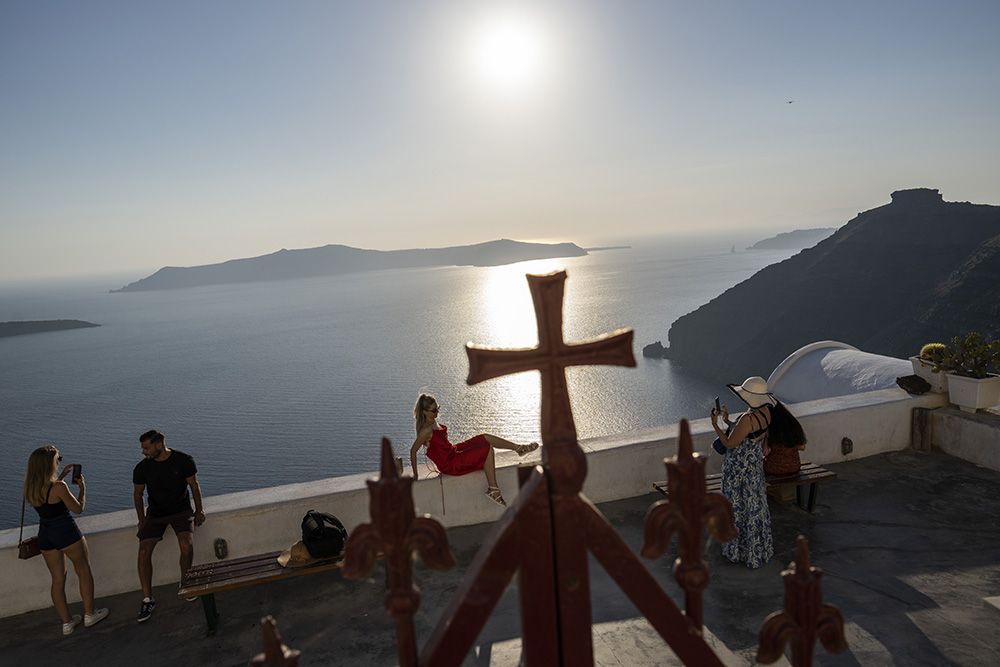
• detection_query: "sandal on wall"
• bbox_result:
[485,486,507,506]
[515,442,539,457]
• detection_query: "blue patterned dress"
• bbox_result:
[721,423,773,568]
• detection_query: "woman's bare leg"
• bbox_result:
[482,447,499,488]
[483,434,537,452]
[41,549,71,623]
[62,538,95,615]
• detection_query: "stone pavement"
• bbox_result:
[1,449,998,666]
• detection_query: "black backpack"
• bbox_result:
[301,510,347,559]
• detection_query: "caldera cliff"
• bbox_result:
[664,188,1000,383]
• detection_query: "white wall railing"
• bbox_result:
[0,388,952,619]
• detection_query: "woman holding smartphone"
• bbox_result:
[710,377,775,569]
[22,446,108,635]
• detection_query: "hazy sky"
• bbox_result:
[2,0,998,281]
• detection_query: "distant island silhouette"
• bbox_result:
[747,228,837,250]
[650,188,1000,383]
[111,239,588,293]
[0,320,100,338]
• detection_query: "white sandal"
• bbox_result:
[485,486,507,506]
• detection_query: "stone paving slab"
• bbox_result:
[0,449,998,666]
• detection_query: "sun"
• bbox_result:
[467,13,548,97]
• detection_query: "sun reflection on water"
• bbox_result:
[460,260,568,445]
[476,259,565,347]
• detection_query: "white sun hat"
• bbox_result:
[727,376,777,408]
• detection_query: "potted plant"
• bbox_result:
[943,332,1000,413]
[910,343,953,393]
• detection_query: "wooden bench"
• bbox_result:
[652,462,837,513]
[178,550,349,635]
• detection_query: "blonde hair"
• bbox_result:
[23,446,59,507]
[413,394,436,435]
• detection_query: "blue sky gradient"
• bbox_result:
[2,0,998,279]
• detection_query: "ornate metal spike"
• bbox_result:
[380,434,400,480]
[248,616,300,667]
[757,536,848,666]
[342,437,455,667]
[640,419,737,629]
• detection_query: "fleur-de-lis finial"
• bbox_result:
[757,536,848,666]
[342,438,456,667]
[641,419,737,628]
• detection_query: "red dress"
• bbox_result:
[426,424,491,476]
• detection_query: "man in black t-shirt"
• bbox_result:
[132,429,205,623]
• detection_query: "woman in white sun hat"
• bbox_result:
[711,376,775,568]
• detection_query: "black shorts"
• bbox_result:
[137,509,194,541]
[38,513,84,551]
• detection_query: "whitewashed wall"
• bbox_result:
[0,388,960,619]
[934,406,1000,472]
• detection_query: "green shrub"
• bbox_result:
[949,332,1000,379]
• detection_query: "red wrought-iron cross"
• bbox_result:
[466,271,635,491]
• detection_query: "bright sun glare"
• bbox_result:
[468,13,548,96]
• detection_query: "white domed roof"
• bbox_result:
[767,341,911,404]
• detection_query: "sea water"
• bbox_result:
[0,238,798,529]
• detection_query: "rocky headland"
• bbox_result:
[747,228,837,250]
[111,239,587,292]
[0,320,100,338]
[651,188,1000,383]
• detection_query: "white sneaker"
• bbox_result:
[62,614,82,636]
[84,608,109,627]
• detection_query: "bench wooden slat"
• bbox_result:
[183,564,288,590]
[179,555,345,598]
[765,470,837,487]
[183,555,286,584]
[183,566,287,589]
[652,461,836,513]
[185,551,282,576]
[191,550,282,569]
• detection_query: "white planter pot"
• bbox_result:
[947,374,1000,413]
[909,357,949,393]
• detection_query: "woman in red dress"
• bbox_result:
[409,393,538,506]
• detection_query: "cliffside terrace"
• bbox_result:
[2,384,1000,665]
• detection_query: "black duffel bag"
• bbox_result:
[301,510,348,559]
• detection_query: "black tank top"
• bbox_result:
[747,409,770,441]
[33,483,69,520]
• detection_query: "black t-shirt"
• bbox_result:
[133,449,198,517]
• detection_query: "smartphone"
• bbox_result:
[715,396,721,413]
[72,464,82,483]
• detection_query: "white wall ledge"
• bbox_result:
[0,387,963,619]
